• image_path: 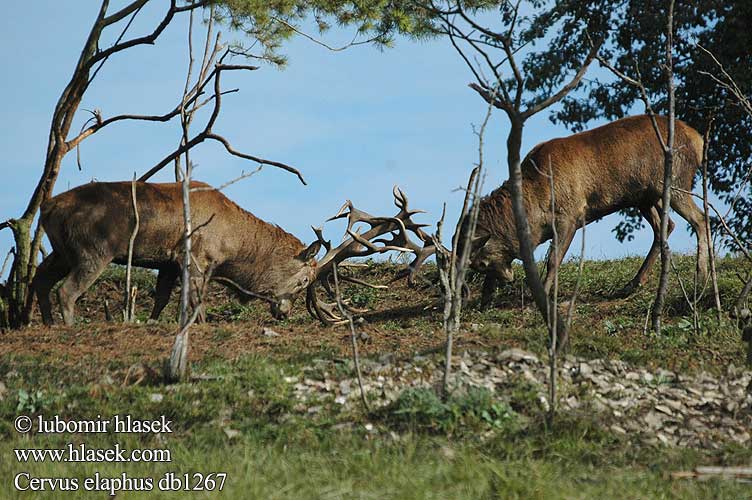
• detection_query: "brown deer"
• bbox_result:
[33,181,321,325]
[466,115,710,307]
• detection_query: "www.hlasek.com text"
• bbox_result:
[15,443,171,463]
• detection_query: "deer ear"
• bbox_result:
[471,233,492,250]
[297,241,322,262]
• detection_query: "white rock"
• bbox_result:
[223,428,241,439]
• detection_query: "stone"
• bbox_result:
[261,327,280,338]
[655,404,673,417]
[498,349,539,364]
[223,428,241,439]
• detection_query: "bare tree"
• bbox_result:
[700,119,723,320]
[546,157,559,425]
[433,167,481,397]
[332,263,370,412]
[696,44,752,316]
[653,0,677,333]
[0,1,319,329]
[124,175,140,322]
[0,1,217,328]
[594,0,677,332]
[432,95,493,397]
[425,0,603,350]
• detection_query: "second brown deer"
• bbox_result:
[465,115,710,307]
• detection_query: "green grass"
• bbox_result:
[2,254,751,498]
[1,353,749,499]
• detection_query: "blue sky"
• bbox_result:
[0,1,703,272]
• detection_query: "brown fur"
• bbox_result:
[470,115,710,304]
[33,181,320,325]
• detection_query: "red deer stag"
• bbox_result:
[465,115,710,307]
[33,181,322,325]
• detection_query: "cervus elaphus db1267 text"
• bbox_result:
[466,115,710,306]
[33,181,321,325]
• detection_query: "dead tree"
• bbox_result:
[425,0,603,349]
[431,94,493,397]
[0,1,311,329]
[124,175,140,322]
[594,0,678,332]
[696,44,752,315]
[653,0,677,333]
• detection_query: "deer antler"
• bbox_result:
[306,186,437,325]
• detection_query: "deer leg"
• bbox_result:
[543,222,577,296]
[619,204,675,296]
[57,255,110,326]
[32,252,70,326]
[670,192,710,285]
[150,266,178,321]
[480,273,499,310]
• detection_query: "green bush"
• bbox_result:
[383,386,515,434]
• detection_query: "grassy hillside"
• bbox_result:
[0,255,749,498]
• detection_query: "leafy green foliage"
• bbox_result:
[383,386,516,434]
[16,389,53,414]
[211,0,427,66]
[536,0,752,246]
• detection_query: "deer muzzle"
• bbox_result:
[270,298,292,320]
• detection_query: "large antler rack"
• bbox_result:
[306,186,438,325]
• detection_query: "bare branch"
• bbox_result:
[522,39,603,119]
[124,174,140,322]
[100,0,148,27]
[0,248,15,281]
[205,133,306,185]
[701,118,722,319]
[191,166,264,193]
[566,217,586,329]
[332,264,370,412]
[671,186,752,262]
[594,46,668,152]
[697,44,752,117]
[213,276,278,304]
[547,155,559,425]
[135,62,306,185]
[271,16,379,52]
[89,1,208,68]
[89,2,146,86]
[468,83,511,112]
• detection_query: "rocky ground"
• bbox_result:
[290,347,752,449]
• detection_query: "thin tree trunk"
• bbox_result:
[736,277,752,315]
[506,117,568,348]
[651,0,676,333]
[701,122,722,319]
[547,157,559,426]
[124,175,140,322]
